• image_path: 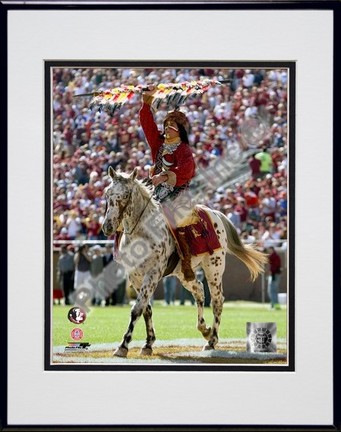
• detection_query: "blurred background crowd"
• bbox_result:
[52,66,288,254]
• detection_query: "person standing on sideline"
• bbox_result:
[57,245,75,305]
[90,245,105,305]
[163,275,177,306]
[196,267,211,307]
[267,246,282,309]
[73,244,92,290]
[103,244,127,306]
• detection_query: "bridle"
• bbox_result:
[105,187,153,236]
[124,194,153,235]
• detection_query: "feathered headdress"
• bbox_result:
[163,110,190,134]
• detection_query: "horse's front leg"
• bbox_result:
[113,273,159,358]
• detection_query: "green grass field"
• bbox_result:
[52,301,287,347]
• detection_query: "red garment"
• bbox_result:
[249,156,261,177]
[235,205,248,222]
[244,191,259,207]
[86,221,101,238]
[55,232,71,240]
[269,250,281,275]
[139,103,195,187]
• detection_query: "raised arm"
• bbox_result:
[139,93,163,161]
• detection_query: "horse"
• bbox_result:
[102,166,268,357]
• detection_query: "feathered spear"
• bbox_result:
[73,79,230,116]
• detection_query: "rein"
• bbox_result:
[119,188,153,236]
[124,195,153,235]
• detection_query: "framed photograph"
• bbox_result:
[45,60,294,372]
[3,1,339,430]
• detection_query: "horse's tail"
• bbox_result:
[215,211,268,282]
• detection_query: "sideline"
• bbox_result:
[52,338,287,364]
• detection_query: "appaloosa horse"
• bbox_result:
[102,166,267,357]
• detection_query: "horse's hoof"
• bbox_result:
[202,327,211,340]
[203,344,215,351]
[113,347,128,358]
[140,347,153,356]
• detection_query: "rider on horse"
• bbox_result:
[140,88,196,281]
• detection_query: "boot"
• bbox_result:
[176,229,195,281]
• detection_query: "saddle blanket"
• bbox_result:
[162,205,221,256]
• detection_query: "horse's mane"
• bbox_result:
[135,177,158,208]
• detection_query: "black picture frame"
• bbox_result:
[2,1,340,431]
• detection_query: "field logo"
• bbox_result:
[246,322,277,353]
[68,307,87,324]
[71,327,84,341]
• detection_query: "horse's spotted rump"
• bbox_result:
[210,256,222,267]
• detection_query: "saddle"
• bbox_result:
[161,205,221,264]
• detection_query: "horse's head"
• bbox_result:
[102,166,138,236]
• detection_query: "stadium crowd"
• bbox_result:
[52,67,288,251]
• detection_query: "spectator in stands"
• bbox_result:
[55,226,71,241]
[260,189,277,221]
[226,206,242,232]
[255,146,273,177]
[261,223,282,249]
[248,152,262,179]
[84,213,102,240]
[73,157,90,185]
[66,211,82,240]
[277,190,287,217]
